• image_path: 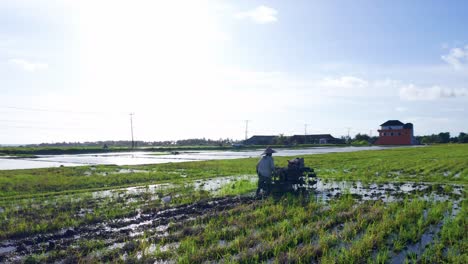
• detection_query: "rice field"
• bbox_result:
[0,144,466,263]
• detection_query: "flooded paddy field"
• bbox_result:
[0,145,466,263]
[0,145,402,170]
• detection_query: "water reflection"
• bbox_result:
[0,146,408,170]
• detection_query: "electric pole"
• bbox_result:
[304,123,310,144]
[130,113,135,149]
[244,120,250,140]
[346,127,351,143]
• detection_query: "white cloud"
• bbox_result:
[319,76,369,89]
[312,76,400,98]
[395,107,408,112]
[0,36,14,48]
[441,107,465,112]
[399,84,468,101]
[441,45,468,70]
[235,5,278,24]
[8,59,48,72]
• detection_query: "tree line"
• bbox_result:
[18,132,468,148]
[25,138,240,148]
[416,132,468,144]
[350,132,468,144]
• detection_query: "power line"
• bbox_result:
[0,105,127,115]
[0,117,122,124]
[0,124,96,130]
[0,119,50,124]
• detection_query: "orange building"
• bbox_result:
[375,120,417,145]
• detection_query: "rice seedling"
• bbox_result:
[0,145,466,262]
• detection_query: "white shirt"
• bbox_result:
[256,155,275,177]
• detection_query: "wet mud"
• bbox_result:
[389,222,443,264]
[313,179,464,202]
[0,177,464,263]
[0,196,255,263]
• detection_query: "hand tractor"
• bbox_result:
[270,157,318,194]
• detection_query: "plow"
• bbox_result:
[269,157,318,195]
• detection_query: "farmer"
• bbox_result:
[256,147,276,196]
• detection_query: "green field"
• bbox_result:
[0,144,466,263]
[1,144,466,198]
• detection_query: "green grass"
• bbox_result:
[0,146,131,155]
[217,179,257,196]
[0,144,466,262]
[131,196,458,263]
[15,194,466,263]
[420,199,468,263]
[0,181,216,239]
[1,144,467,199]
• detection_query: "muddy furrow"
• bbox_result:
[0,195,256,262]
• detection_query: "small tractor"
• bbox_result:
[270,157,318,194]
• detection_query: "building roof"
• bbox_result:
[380,120,404,126]
[246,135,276,139]
[403,123,413,129]
[243,135,277,145]
[292,134,337,139]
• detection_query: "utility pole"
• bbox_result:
[346,127,351,143]
[244,120,250,140]
[304,123,309,144]
[130,113,135,149]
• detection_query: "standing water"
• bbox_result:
[0,146,407,170]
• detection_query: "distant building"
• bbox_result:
[289,134,344,144]
[243,134,344,145]
[375,120,417,145]
[243,135,276,145]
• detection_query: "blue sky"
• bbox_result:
[1,0,468,144]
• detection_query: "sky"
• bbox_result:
[1,0,468,144]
